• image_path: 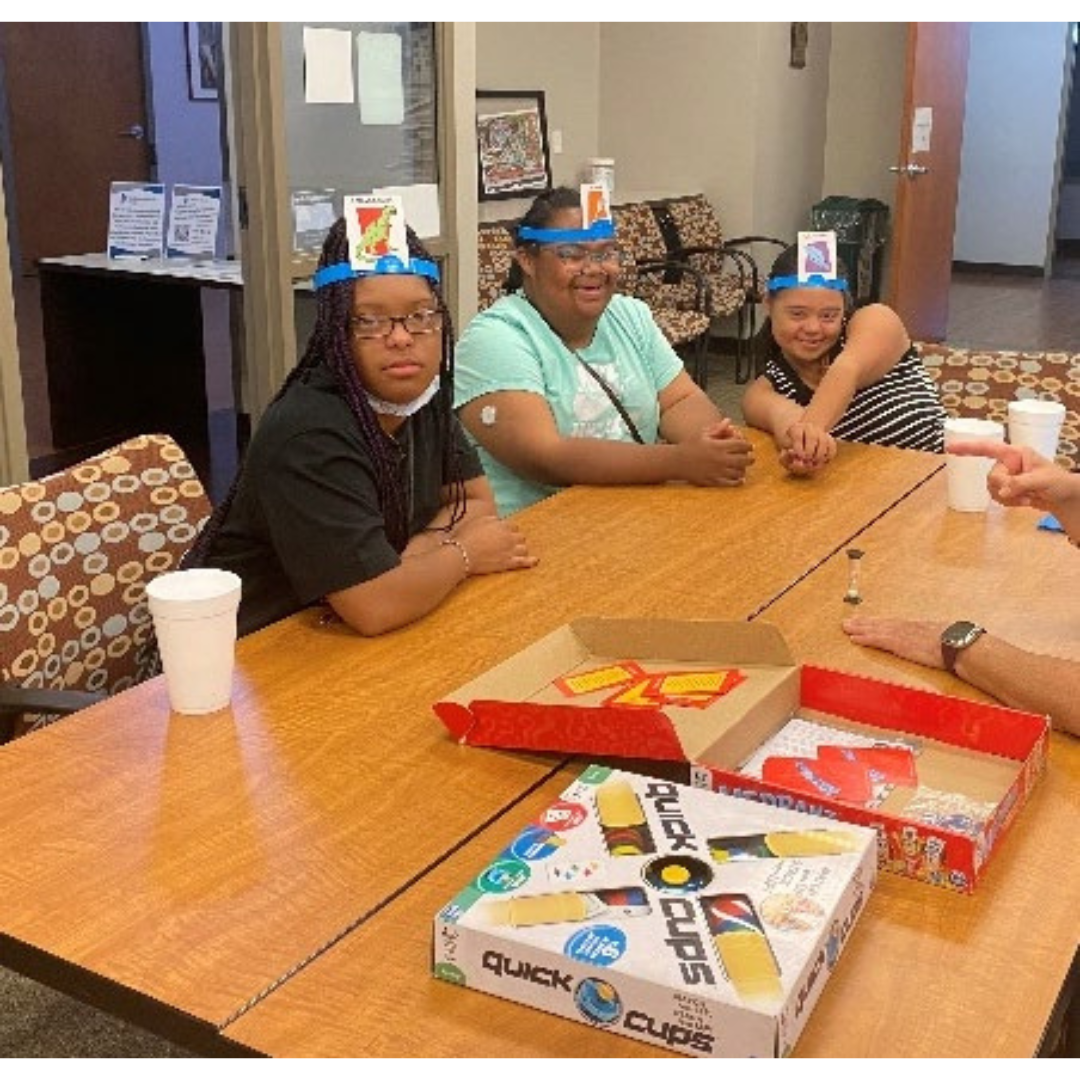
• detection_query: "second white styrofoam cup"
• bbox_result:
[943,417,1005,512]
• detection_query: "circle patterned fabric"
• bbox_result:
[919,344,1079,472]
[0,434,212,732]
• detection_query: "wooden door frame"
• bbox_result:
[228,22,469,433]
[0,158,29,483]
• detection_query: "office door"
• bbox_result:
[0,24,152,275]
[886,23,970,342]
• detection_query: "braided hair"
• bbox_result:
[185,218,466,566]
[751,243,855,378]
[504,186,582,293]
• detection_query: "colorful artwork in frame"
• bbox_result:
[476,90,552,201]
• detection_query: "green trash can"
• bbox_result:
[809,196,890,303]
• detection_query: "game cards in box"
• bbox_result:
[434,618,1049,891]
[433,764,877,1058]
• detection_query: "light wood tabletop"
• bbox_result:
[223,464,1079,1059]
[0,436,966,1055]
[757,470,1080,1057]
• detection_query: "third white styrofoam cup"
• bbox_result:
[146,568,242,715]
[1007,399,1065,461]
[943,417,1005,512]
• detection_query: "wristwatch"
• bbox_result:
[940,620,986,674]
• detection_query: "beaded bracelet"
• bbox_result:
[441,537,471,579]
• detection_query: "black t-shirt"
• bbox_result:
[204,363,484,636]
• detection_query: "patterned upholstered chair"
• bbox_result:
[658,194,788,384]
[0,433,212,742]
[477,219,517,313]
[610,202,713,386]
[917,343,1080,471]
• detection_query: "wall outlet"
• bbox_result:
[550,129,563,154]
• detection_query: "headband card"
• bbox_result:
[797,231,838,282]
[581,182,612,229]
[344,193,409,271]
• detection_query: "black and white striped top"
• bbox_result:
[763,345,946,453]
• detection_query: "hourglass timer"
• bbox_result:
[844,548,865,605]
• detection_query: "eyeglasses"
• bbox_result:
[349,308,443,339]
[545,244,623,269]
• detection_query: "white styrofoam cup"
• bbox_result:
[146,568,242,715]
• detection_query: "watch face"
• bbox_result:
[942,621,983,648]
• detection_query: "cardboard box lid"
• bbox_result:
[434,618,797,762]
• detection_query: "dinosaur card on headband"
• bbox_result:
[797,230,838,282]
[344,193,409,272]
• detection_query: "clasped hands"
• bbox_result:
[676,418,754,486]
[778,416,836,476]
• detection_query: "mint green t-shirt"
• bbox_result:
[454,293,684,516]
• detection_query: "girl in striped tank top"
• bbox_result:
[742,242,945,476]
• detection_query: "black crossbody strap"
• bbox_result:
[573,353,646,444]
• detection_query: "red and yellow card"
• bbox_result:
[554,661,746,711]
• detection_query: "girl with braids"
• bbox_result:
[454,186,753,517]
[743,240,945,477]
[188,213,537,637]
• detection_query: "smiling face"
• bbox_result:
[348,274,443,411]
[766,285,847,371]
[515,207,620,347]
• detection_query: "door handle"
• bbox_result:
[889,163,929,176]
[119,124,145,140]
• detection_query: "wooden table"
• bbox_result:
[221,463,1079,1058]
[758,471,1080,1056]
[24,437,1073,1059]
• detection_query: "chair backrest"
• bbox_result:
[0,433,212,706]
[477,220,517,312]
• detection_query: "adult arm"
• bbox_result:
[458,388,751,489]
[842,615,1079,737]
[948,440,1080,541]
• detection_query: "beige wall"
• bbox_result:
[475,22,601,225]
[823,23,906,210]
[472,22,898,242]
[467,22,895,315]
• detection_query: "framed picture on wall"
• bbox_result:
[186,22,221,101]
[476,89,552,201]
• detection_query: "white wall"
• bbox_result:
[954,22,1071,266]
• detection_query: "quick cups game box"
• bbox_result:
[433,764,878,1058]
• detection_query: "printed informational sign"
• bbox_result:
[166,184,222,260]
[107,181,166,260]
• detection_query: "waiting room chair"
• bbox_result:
[658,195,788,384]
[0,433,212,743]
[610,202,714,387]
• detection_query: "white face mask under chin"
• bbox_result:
[365,374,441,418]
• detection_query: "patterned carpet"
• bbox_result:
[918,343,1079,471]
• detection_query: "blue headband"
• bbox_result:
[768,273,849,294]
[313,254,440,290]
[518,220,616,244]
